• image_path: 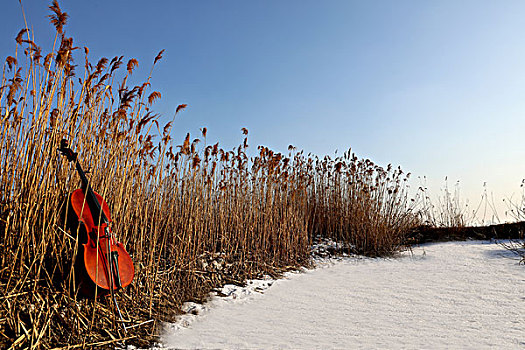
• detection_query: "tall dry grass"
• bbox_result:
[416,178,470,228]
[0,2,419,348]
[305,152,418,256]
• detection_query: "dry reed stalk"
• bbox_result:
[415,178,471,228]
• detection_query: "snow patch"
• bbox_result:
[159,241,525,349]
[161,277,277,335]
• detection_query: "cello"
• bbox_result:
[58,139,134,297]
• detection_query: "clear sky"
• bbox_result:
[3,1,525,222]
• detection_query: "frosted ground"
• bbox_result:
[160,241,525,349]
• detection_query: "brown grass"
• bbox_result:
[0,2,420,348]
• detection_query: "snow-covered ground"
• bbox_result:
[161,241,525,349]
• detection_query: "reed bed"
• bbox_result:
[0,2,420,348]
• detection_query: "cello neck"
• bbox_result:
[75,159,109,225]
[75,160,90,192]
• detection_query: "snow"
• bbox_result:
[160,241,525,349]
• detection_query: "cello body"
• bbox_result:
[69,189,134,294]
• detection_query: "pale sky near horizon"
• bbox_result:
[2,1,525,222]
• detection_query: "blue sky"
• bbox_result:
[3,1,525,221]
